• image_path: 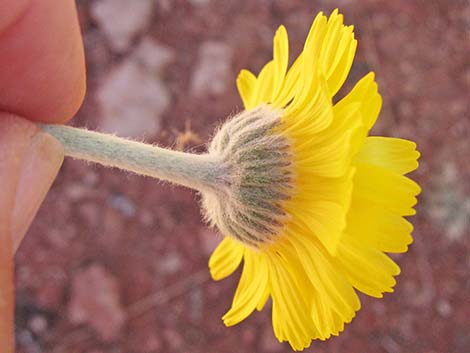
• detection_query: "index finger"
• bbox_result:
[0,0,86,123]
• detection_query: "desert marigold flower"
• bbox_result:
[41,8,420,351]
[204,9,421,351]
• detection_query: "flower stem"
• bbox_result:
[40,124,226,192]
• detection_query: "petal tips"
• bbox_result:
[208,237,244,281]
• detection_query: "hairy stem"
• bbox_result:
[40,124,227,192]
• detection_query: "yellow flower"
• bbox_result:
[207,9,421,351]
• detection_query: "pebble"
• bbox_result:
[90,0,155,53]
[108,193,137,218]
[132,37,176,74]
[190,41,232,97]
[436,298,453,318]
[157,251,183,275]
[68,264,126,342]
[96,57,170,138]
[28,315,48,335]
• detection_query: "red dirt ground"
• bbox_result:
[15,1,469,352]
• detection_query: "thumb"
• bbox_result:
[0,114,64,252]
[0,113,64,352]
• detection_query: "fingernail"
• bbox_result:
[11,131,64,252]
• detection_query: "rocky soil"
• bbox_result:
[15,0,469,352]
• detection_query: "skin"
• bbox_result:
[0,0,86,351]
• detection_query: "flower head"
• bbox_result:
[203,9,421,351]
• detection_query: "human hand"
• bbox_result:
[0,0,85,350]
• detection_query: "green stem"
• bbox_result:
[40,124,227,192]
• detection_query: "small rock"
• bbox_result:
[16,329,40,353]
[96,57,171,138]
[68,264,126,342]
[157,252,182,275]
[28,315,48,335]
[190,41,232,97]
[108,193,137,218]
[132,37,176,74]
[65,182,92,201]
[91,0,155,53]
[436,298,453,318]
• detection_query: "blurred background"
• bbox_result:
[15,0,469,352]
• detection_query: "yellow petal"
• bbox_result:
[236,69,257,109]
[321,18,357,97]
[293,128,353,178]
[323,102,364,145]
[208,237,244,281]
[347,205,414,253]
[286,200,346,255]
[238,25,288,109]
[353,163,421,216]
[295,169,354,210]
[268,252,317,351]
[251,61,275,106]
[273,53,302,108]
[355,137,420,175]
[302,9,357,97]
[223,250,269,326]
[326,28,356,97]
[302,12,328,80]
[334,72,382,131]
[320,10,344,78]
[337,234,401,297]
[272,25,289,101]
[288,235,360,335]
[284,69,333,134]
[256,284,271,311]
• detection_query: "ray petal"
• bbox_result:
[222,250,269,326]
[268,252,317,351]
[208,237,244,281]
[337,234,401,297]
[353,163,421,216]
[272,25,289,101]
[236,69,257,109]
[355,137,420,175]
